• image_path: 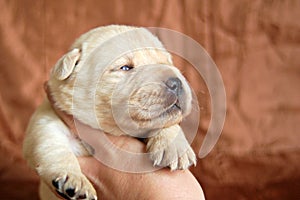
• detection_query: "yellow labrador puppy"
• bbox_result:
[23,25,196,200]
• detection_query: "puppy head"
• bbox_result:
[48,25,192,137]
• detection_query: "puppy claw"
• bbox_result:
[151,150,164,166]
[189,152,197,167]
[52,175,68,191]
[179,153,188,170]
[170,160,178,171]
[52,178,60,190]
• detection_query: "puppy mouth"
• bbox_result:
[129,96,182,122]
[166,100,181,112]
[173,100,181,109]
[158,98,182,118]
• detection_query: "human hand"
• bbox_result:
[78,135,205,200]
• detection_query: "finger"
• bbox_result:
[105,134,146,153]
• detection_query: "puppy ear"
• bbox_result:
[52,48,81,80]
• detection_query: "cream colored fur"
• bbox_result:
[23,25,196,200]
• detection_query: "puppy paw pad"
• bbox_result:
[51,173,97,200]
[66,188,76,198]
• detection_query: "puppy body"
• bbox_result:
[23,25,196,200]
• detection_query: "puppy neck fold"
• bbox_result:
[44,81,81,138]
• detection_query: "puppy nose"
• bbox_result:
[166,77,182,94]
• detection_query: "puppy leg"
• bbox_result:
[146,124,196,170]
[23,102,97,200]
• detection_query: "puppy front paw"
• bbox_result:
[50,172,97,200]
[146,125,196,170]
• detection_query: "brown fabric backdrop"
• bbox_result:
[0,0,299,199]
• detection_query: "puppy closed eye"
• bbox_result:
[120,65,134,71]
